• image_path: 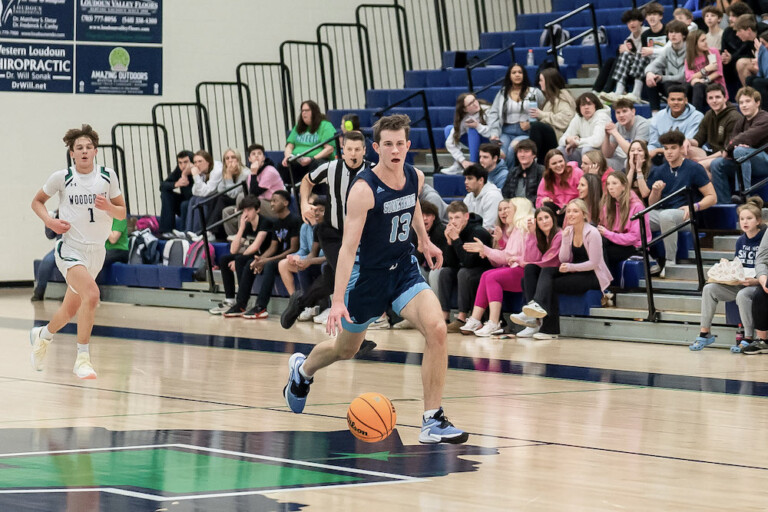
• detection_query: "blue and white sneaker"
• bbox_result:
[419,407,469,444]
[283,353,312,413]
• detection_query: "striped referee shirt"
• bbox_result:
[307,159,368,231]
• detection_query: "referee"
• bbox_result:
[281,131,377,356]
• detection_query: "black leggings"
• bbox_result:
[219,253,256,301]
[603,238,639,275]
[523,265,600,335]
[753,285,768,332]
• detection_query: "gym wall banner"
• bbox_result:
[0,0,161,95]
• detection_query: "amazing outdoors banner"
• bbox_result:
[0,0,161,95]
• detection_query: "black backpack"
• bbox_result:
[127,228,160,265]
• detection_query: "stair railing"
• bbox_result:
[544,4,602,73]
[466,43,515,93]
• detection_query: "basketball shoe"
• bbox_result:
[419,407,469,444]
[73,353,97,379]
[29,326,52,371]
[284,353,312,413]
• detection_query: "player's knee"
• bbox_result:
[81,286,100,309]
[337,342,360,360]
[425,317,447,342]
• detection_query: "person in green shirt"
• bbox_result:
[281,100,337,189]
[104,217,129,265]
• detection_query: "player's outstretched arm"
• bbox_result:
[31,189,70,235]
[95,194,127,220]
[327,180,374,337]
[412,169,442,270]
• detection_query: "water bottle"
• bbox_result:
[526,49,534,67]
[736,323,745,344]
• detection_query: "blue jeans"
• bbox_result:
[34,249,56,298]
[711,148,768,203]
[443,125,486,164]
[500,123,530,166]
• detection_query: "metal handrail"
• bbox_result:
[545,3,602,72]
[631,187,705,322]
[373,90,439,173]
[193,180,249,292]
[734,140,768,202]
[466,43,515,92]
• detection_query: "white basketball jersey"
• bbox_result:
[42,165,122,245]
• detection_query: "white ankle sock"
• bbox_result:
[615,82,626,95]
[298,364,312,381]
[77,343,89,355]
[632,79,643,97]
[423,409,439,422]
[40,325,53,340]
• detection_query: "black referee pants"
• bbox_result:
[295,223,343,310]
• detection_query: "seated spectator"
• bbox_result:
[638,130,717,277]
[158,150,195,239]
[512,199,610,339]
[581,149,615,189]
[645,20,690,113]
[734,14,762,86]
[502,139,544,204]
[598,171,651,272]
[341,113,361,132]
[443,93,492,175]
[463,163,504,231]
[685,29,727,111]
[209,195,272,315]
[745,29,768,109]
[478,142,508,190]
[685,0,717,22]
[648,85,704,162]
[693,197,766,351]
[420,183,449,224]
[536,148,584,224]
[459,197,534,337]
[741,227,768,354]
[510,205,562,338]
[208,149,249,241]
[558,93,612,163]
[103,217,129,267]
[415,200,448,294]
[529,68,576,163]
[711,86,768,203]
[593,9,647,98]
[186,150,223,234]
[675,7,700,33]
[703,6,724,50]
[720,4,766,97]
[278,195,326,298]
[439,201,493,333]
[223,190,301,319]
[625,139,653,198]
[687,83,742,173]
[578,173,604,224]
[600,2,668,104]
[487,63,545,166]
[602,98,651,172]
[280,100,337,189]
[32,210,61,301]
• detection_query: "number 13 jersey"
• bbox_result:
[43,165,122,246]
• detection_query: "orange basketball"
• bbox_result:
[347,392,397,443]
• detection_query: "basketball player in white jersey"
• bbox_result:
[29,125,126,379]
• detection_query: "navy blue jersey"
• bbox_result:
[352,163,419,269]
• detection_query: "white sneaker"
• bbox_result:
[392,318,415,329]
[172,229,186,238]
[533,332,558,340]
[516,324,541,338]
[598,91,619,103]
[474,321,503,337]
[523,301,548,319]
[459,317,483,334]
[73,353,97,379]
[510,310,538,327]
[368,314,390,330]
[440,162,464,175]
[298,306,320,322]
[622,92,648,104]
[209,300,235,315]
[29,326,52,371]
[313,308,331,324]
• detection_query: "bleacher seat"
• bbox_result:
[433,174,466,197]
[560,289,603,316]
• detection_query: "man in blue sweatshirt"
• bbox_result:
[647,85,704,164]
[478,142,508,190]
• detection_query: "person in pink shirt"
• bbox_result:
[598,171,651,272]
[577,173,603,225]
[685,29,726,112]
[459,198,534,337]
[536,149,583,225]
[512,199,611,339]
[581,149,615,190]
[491,199,513,250]
[509,205,562,338]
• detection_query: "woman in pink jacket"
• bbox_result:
[459,198,534,337]
[512,199,611,339]
[536,149,583,225]
[598,171,651,273]
[509,205,563,338]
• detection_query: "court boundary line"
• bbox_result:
[0,443,426,502]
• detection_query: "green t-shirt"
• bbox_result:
[105,218,129,251]
[286,119,337,158]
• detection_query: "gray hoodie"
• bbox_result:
[645,42,686,83]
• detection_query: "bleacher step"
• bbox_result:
[713,236,740,252]
[616,293,720,314]
[561,316,736,347]
[591,307,728,325]
[663,264,712,280]
[689,249,734,261]
[638,279,701,292]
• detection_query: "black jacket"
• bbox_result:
[159,165,194,200]
[502,162,544,204]
[446,213,493,269]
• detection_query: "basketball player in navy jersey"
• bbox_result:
[284,115,468,444]
[29,125,126,379]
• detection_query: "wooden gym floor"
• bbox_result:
[1,288,767,511]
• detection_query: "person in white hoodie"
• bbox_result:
[462,163,504,231]
[645,20,689,113]
[558,92,612,163]
[443,92,493,175]
[186,149,223,233]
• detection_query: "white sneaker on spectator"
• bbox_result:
[187,231,203,242]
[313,308,331,324]
[298,306,320,322]
[533,332,558,340]
[209,299,235,315]
[392,318,415,329]
[368,314,390,330]
[440,162,464,175]
[474,321,503,337]
[516,324,541,338]
[459,317,483,334]
[172,229,186,238]
[598,91,619,103]
[523,301,548,319]
[510,310,538,327]
[621,92,648,104]
[659,261,676,279]
[226,234,236,242]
